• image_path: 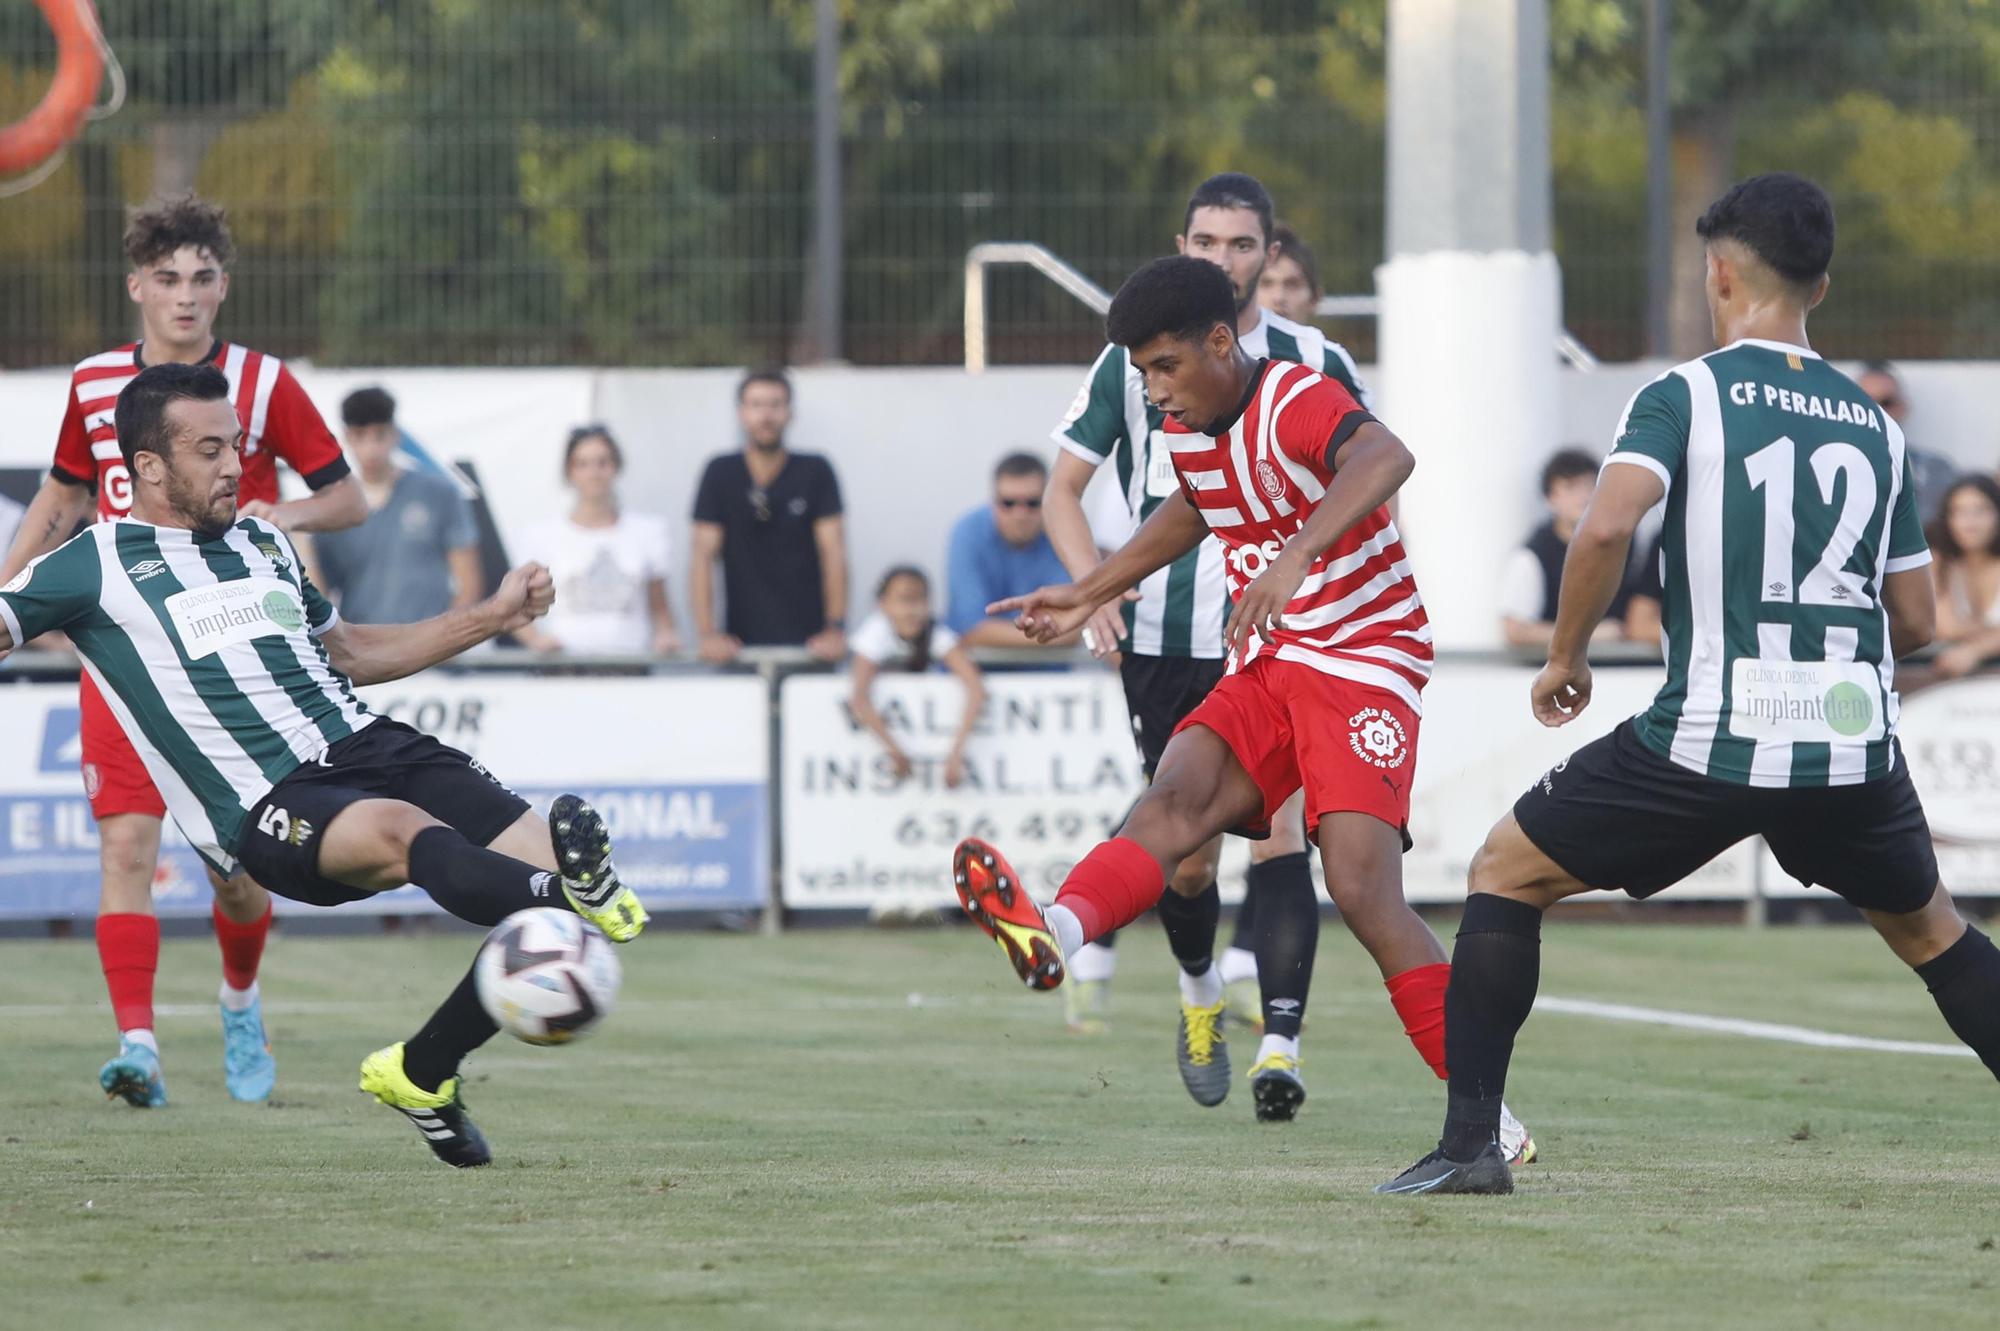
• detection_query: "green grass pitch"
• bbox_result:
[3,920,1998,1329]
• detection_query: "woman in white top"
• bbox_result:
[1930,474,2000,678]
[516,426,680,657]
[849,565,986,788]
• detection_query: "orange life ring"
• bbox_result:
[0,0,103,176]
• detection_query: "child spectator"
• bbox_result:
[1500,448,1638,648]
[849,566,986,788]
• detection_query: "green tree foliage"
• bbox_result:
[2,0,1998,366]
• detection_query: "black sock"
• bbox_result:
[402,962,500,1093]
[1097,928,1117,948]
[1229,874,1259,953]
[1915,925,2000,1081]
[1246,852,1317,1040]
[407,825,560,926]
[1440,894,1544,1160]
[1156,880,1220,976]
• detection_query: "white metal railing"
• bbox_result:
[962,242,1598,371]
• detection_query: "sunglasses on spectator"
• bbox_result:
[996,496,1042,510]
[749,487,772,521]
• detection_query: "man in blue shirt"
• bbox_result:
[946,453,1078,648]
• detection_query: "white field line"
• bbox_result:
[0,992,1969,1060]
[1537,995,1973,1059]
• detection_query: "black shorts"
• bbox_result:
[1514,719,1939,914]
[1119,653,1228,778]
[234,719,533,908]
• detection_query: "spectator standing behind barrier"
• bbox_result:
[1255,223,1322,324]
[947,453,1078,648]
[1928,476,2000,679]
[1859,360,1956,528]
[691,369,849,664]
[849,565,986,788]
[515,426,678,657]
[310,387,481,624]
[1499,448,1638,648]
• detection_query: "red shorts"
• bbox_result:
[79,671,166,820]
[1172,654,1420,841]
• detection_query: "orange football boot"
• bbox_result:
[952,838,1065,991]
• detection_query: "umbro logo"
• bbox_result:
[126,559,169,582]
[530,871,554,899]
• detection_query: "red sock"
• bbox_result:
[1386,961,1451,1080]
[97,913,159,1035]
[212,901,271,991]
[1054,837,1164,942]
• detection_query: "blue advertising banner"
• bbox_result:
[0,676,770,918]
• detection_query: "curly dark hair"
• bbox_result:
[123,193,235,270]
[1105,256,1237,351]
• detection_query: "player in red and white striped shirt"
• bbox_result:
[0,195,365,1108]
[954,257,1530,1158]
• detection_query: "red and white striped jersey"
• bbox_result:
[51,340,349,522]
[1164,358,1432,712]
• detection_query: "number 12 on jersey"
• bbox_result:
[1743,436,1878,609]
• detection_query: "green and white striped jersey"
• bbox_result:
[0,516,373,871]
[1053,306,1369,659]
[1607,338,1931,788]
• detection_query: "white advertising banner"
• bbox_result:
[1393,662,1757,903]
[0,673,770,918]
[779,671,1144,910]
[1879,676,2000,895]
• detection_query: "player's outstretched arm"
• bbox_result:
[1042,452,1129,660]
[989,489,1207,643]
[1533,461,1666,726]
[322,562,554,686]
[0,473,93,585]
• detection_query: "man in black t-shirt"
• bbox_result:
[691,368,850,662]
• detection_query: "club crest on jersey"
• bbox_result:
[1348,707,1409,769]
[252,541,291,576]
[1255,458,1286,502]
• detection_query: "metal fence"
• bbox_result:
[2,1,1998,370]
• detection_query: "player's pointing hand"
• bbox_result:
[988,583,1093,644]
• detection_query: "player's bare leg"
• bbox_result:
[1378,812,1586,1195]
[955,725,1262,990]
[207,866,278,1102]
[95,813,167,1107]
[1244,791,1315,1119]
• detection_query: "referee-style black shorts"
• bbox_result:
[1119,653,1228,778]
[234,719,533,908]
[1513,719,1939,914]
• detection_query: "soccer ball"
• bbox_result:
[473,908,621,1045]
